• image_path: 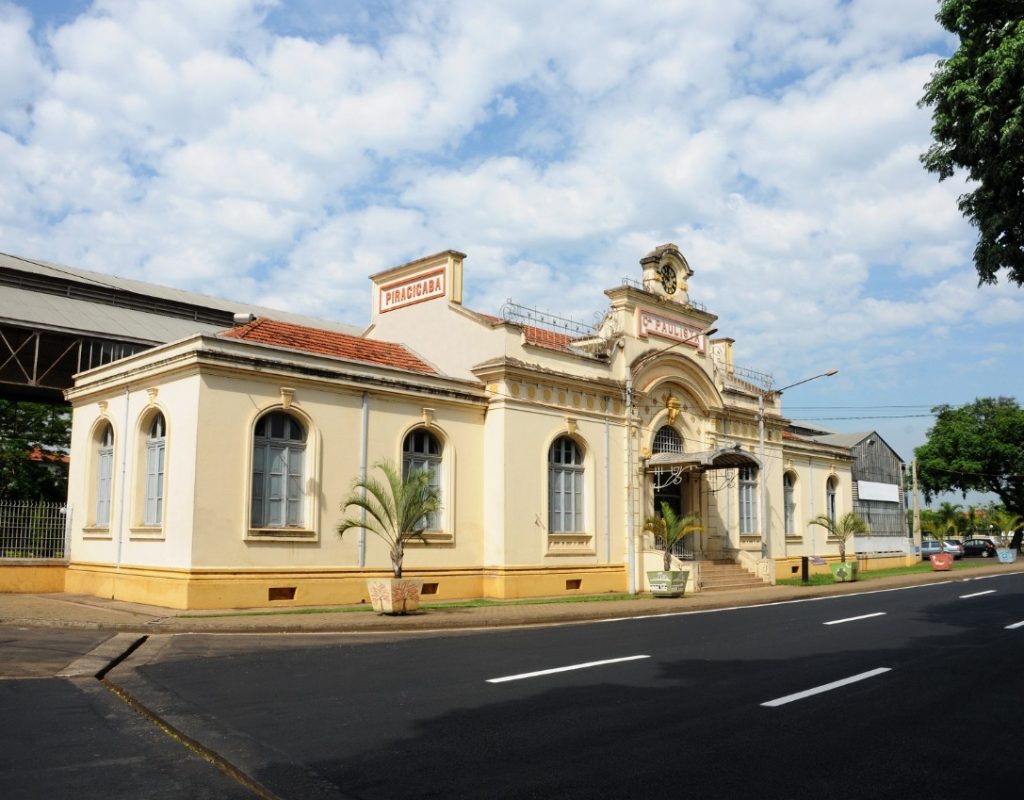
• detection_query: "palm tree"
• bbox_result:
[962,504,980,537]
[644,501,702,571]
[337,460,441,578]
[988,507,1024,550]
[929,501,963,548]
[808,511,869,563]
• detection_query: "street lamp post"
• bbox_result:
[758,369,838,561]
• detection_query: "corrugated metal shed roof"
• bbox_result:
[803,431,872,449]
[0,251,361,343]
[0,285,227,342]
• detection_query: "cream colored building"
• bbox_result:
[62,245,888,610]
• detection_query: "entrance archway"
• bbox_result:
[650,425,695,559]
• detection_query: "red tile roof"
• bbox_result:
[477,313,577,352]
[27,447,69,464]
[221,318,437,375]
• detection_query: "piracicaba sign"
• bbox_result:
[379,268,447,313]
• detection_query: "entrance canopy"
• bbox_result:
[646,444,760,489]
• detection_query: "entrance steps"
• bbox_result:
[697,559,769,592]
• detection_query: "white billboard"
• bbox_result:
[858,480,900,503]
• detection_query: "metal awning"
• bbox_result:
[645,444,760,488]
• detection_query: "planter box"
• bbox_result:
[647,570,689,598]
[366,577,424,614]
[830,561,858,582]
[996,548,1018,564]
[929,553,954,571]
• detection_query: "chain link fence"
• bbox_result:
[0,500,70,559]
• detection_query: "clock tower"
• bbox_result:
[640,243,693,304]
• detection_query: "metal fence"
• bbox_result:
[853,534,914,556]
[0,500,70,559]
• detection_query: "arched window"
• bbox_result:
[548,437,584,533]
[826,476,837,524]
[252,412,306,528]
[651,426,684,524]
[652,426,683,454]
[403,429,442,529]
[95,423,114,527]
[143,413,166,526]
[783,472,796,535]
[738,466,758,534]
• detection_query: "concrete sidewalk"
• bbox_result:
[2,561,1021,635]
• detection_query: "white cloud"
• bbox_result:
[0,0,1019,458]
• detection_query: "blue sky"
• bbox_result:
[3,0,1022,504]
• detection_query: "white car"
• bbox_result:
[921,539,963,560]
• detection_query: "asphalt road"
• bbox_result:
[95,572,1024,799]
[0,675,255,800]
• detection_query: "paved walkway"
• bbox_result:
[2,561,1020,635]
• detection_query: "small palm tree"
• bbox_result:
[808,511,869,563]
[644,501,702,571]
[988,507,1024,549]
[931,501,963,548]
[337,460,441,578]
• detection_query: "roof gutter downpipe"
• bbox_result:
[604,397,611,564]
[115,386,129,569]
[358,391,369,567]
[626,374,637,593]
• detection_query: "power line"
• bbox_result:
[786,404,935,410]
[797,414,935,421]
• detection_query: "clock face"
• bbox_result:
[659,264,677,295]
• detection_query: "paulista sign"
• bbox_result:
[637,308,708,353]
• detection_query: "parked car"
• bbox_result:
[961,538,998,558]
[921,538,964,560]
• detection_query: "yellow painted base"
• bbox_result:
[0,563,67,593]
[774,552,918,580]
[64,562,629,610]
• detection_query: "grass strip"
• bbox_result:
[777,558,999,586]
[178,592,639,619]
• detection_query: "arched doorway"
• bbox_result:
[650,425,695,560]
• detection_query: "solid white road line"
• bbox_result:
[761,667,892,708]
[823,612,887,626]
[959,589,996,599]
[487,655,650,684]
[1006,621,1024,630]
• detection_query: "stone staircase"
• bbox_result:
[697,559,769,592]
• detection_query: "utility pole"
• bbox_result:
[912,459,921,544]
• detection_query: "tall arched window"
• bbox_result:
[826,476,837,524]
[738,466,758,534]
[783,472,796,535]
[143,413,166,526]
[403,429,442,529]
[652,426,683,454]
[252,412,306,528]
[652,425,684,523]
[95,423,114,527]
[548,437,584,533]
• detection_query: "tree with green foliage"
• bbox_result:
[919,0,1024,285]
[0,400,70,501]
[644,501,702,571]
[915,397,1024,549]
[336,460,441,578]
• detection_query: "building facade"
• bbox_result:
[63,245,900,610]
[789,424,911,555]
